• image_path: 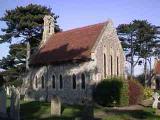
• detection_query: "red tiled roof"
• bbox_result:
[31,22,107,65]
[155,60,160,74]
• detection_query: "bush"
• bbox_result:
[93,77,129,107]
[128,79,144,105]
[135,74,145,86]
[144,87,153,100]
[156,90,160,95]
[0,75,5,87]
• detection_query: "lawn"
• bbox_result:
[6,98,160,120]
[96,107,160,120]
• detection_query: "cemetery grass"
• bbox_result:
[6,98,160,120]
[96,107,160,120]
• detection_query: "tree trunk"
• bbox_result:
[130,33,134,79]
[130,58,134,79]
[144,58,147,86]
[26,42,30,71]
[148,58,152,87]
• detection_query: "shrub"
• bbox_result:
[156,90,160,95]
[128,79,144,105]
[0,75,5,87]
[135,74,145,86]
[93,77,129,107]
[144,87,153,100]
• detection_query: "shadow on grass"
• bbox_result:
[104,108,160,119]
[39,116,101,120]
[38,116,76,120]
[20,101,50,120]
[20,101,94,120]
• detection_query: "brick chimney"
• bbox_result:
[40,15,55,47]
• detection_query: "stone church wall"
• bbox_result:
[24,60,97,104]
[94,21,125,80]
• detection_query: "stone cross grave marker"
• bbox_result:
[10,86,20,120]
[0,86,7,118]
[51,95,61,116]
[152,92,160,109]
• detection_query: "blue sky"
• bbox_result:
[0,0,160,74]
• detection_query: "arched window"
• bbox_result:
[41,76,45,89]
[81,73,85,89]
[104,54,106,78]
[110,55,113,76]
[59,74,63,89]
[117,57,119,76]
[72,74,76,89]
[35,76,38,88]
[52,75,56,89]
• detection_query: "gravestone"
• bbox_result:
[0,86,7,118]
[10,86,20,120]
[152,92,160,109]
[51,95,61,116]
[6,86,11,96]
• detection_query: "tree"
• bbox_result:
[0,43,27,83]
[0,4,60,69]
[0,4,60,84]
[0,4,60,44]
[117,21,140,78]
[134,20,160,86]
[117,20,160,83]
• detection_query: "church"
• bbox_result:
[22,15,125,104]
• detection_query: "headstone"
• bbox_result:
[0,86,7,118]
[152,92,160,109]
[10,86,20,120]
[6,86,12,96]
[51,95,61,116]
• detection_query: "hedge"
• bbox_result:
[93,77,129,107]
[128,79,144,105]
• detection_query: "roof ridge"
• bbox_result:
[54,21,107,35]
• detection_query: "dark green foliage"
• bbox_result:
[0,43,26,70]
[120,80,129,106]
[0,4,60,85]
[128,79,144,105]
[0,75,5,87]
[117,20,160,79]
[0,4,60,44]
[136,74,145,86]
[0,44,26,83]
[93,77,129,107]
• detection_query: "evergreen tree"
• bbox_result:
[0,4,60,84]
[117,20,160,84]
